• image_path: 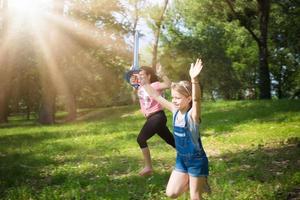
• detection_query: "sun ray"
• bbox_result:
[43,11,130,57]
[31,20,72,100]
[9,0,51,13]
[2,0,131,115]
[5,0,130,68]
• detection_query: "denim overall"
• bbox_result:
[173,110,209,177]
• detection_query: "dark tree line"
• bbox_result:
[157,0,299,100]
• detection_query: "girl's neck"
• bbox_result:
[179,106,191,114]
[145,79,151,84]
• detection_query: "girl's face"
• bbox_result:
[171,90,191,111]
[139,70,151,84]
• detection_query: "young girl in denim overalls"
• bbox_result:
[142,59,210,199]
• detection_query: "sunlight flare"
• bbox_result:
[9,0,51,16]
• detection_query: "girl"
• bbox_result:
[131,65,175,176]
[141,59,210,199]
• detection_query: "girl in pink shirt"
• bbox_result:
[134,65,175,176]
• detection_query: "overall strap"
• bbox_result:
[173,110,179,123]
[173,110,186,135]
[184,108,192,127]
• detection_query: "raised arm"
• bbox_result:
[141,83,174,112]
[156,63,171,90]
[189,59,204,123]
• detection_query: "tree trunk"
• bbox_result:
[258,44,271,99]
[39,100,56,124]
[225,0,271,99]
[26,105,31,120]
[38,0,64,124]
[151,0,169,70]
[0,87,9,123]
[38,75,56,124]
[0,55,10,123]
[65,93,77,122]
[0,0,9,123]
[152,28,160,70]
[210,90,215,101]
[257,0,271,99]
[276,65,283,99]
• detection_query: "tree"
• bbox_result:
[64,0,132,108]
[269,0,300,98]
[225,23,259,99]
[159,0,242,99]
[224,0,271,99]
[7,27,41,120]
[149,0,169,69]
[38,0,64,124]
[0,0,10,123]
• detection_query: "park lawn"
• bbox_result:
[0,100,299,200]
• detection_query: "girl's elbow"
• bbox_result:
[191,113,200,122]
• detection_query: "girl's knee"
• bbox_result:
[165,189,179,199]
[136,137,147,148]
[165,192,178,199]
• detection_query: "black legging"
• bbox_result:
[137,110,175,149]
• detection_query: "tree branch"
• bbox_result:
[224,0,261,44]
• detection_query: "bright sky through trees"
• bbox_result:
[9,0,51,15]
[1,0,132,119]
[3,0,170,65]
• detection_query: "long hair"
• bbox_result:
[140,66,159,83]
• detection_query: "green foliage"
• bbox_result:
[160,0,243,99]
[269,0,300,98]
[3,0,133,120]
[225,22,259,98]
[159,0,298,100]
[8,31,41,116]
[0,100,299,199]
[1,0,299,125]
[57,0,133,108]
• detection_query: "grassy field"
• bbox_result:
[0,100,299,200]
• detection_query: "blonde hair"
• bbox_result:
[171,81,192,97]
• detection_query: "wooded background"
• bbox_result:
[0,0,299,124]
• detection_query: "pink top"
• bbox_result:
[138,81,163,117]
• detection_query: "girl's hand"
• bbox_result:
[139,76,146,86]
[130,74,139,85]
[189,58,203,79]
[156,63,165,77]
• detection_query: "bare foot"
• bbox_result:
[139,167,153,176]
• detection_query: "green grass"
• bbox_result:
[0,100,299,200]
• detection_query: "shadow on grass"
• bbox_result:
[0,105,140,129]
[76,105,139,122]
[0,118,170,199]
[1,137,299,199]
[0,150,170,200]
[201,100,300,136]
[0,118,143,152]
[1,100,299,199]
[209,138,300,199]
[0,120,40,129]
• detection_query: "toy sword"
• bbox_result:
[125,31,141,89]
